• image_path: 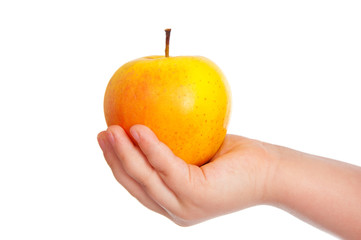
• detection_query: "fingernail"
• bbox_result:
[130,127,140,142]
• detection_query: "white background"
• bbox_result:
[1,0,360,239]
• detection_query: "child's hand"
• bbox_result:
[97,125,276,226]
[98,125,361,238]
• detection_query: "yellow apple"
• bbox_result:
[104,29,231,166]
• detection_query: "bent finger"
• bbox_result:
[130,125,192,195]
[106,125,181,213]
[98,131,168,217]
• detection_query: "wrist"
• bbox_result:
[261,143,311,208]
[240,138,285,206]
[257,142,288,206]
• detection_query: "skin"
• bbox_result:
[97,125,361,239]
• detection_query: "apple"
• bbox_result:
[103,29,231,166]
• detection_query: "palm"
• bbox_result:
[204,134,269,179]
[183,134,269,221]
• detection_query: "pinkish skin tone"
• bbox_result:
[98,124,361,240]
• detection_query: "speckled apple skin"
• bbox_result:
[104,55,231,166]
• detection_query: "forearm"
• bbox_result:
[267,144,361,239]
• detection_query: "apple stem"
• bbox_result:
[165,28,171,57]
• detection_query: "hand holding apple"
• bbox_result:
[99,29,268,225]
[99,29,361,238]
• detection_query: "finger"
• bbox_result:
[97,131,169,217]
[98,131,123,171]
[106,125,181,212]
[129,125,192,194]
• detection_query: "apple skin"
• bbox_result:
[104,55,231,166]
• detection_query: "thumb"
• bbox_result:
[129,125,189,189]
